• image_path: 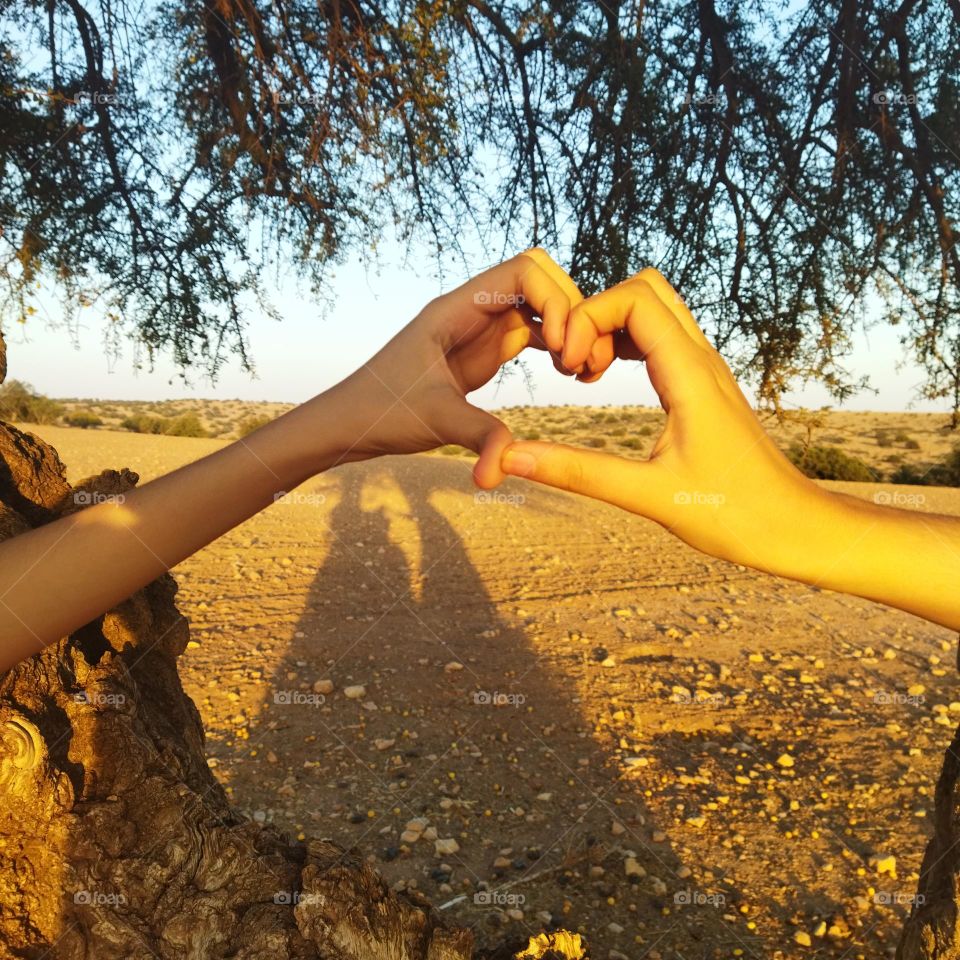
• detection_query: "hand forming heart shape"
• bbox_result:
[334,248,822,561]
[331,249,958,640]
[495,256,832,577]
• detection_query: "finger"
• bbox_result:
[526,269,570,355]
[496,306,548,362]
[461,254,573,356]
[635,267,712,349]
[500,440,669,518]
[519,249,584,359]
[520,248,584,309]
[550,350,576,377]
[433,398,513,489]
[561,305,598,371]
[514,251,580,354]
[578,332,616,382]
[571,277,702,408]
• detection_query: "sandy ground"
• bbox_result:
[22,422,960,960]
[51,398,959,483]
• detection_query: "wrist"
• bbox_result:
[240,382,374,489]
[745,479,845,585]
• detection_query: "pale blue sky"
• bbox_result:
[4,238,944,414]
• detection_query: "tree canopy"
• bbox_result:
[1,0,958,415]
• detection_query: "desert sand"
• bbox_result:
[20,419,960,960]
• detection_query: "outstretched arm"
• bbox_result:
[0,250,582,671]
[500,268,960,632]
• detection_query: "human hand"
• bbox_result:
[332,248,596,488]
[499,268,832,573]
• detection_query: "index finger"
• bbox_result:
[516,249,582,356]
[521,247,584,307]
[635,267,712,349]
[569,277,705,409]
[453,251,575,355]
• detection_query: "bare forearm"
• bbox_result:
[0,385,359,670]
[773,489,960,632]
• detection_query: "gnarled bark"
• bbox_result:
[898,706,960,960]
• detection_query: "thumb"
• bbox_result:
[500,440,665,516]
[432,398,514,490]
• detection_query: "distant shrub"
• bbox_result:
[903,438,921,450]
[121,414,168,434]
[119,413,205,437]
[638,424,655,436]
[610,426,626,437]
[620,437,644,450]
[944,446,960,484]
[63,410,103,429]
[787,443,877,482]
[165,414,207,437]
[237,414,273,437]
[584,436,607,448]
[0,380,65,424]
[890,445,960,487]
[890,464,925,484]
[874,429,892,447]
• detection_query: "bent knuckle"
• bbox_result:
[636,266,664,283]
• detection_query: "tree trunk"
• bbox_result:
[897,698,960,959]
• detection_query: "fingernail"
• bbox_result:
[502,450,536,477]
